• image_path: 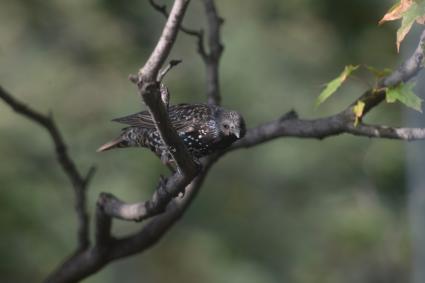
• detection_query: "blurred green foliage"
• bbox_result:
[0,0,415,282]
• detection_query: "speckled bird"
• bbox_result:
[97,103,246,161]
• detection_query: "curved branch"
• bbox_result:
[44,160,213,283]
[99,173,186,222]
[0,86,92,251]
[107,159,214,259]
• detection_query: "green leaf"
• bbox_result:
[316,65,359,106]
[386,82,423,112]
[352,100,366,127]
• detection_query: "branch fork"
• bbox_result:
[96,0,199,230]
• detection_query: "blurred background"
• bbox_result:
[1,0,424,282]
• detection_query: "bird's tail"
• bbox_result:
[96,137,128,152]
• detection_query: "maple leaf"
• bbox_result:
[379,0,413,24]
[379,0,413,25]
[379,0,425,52]
[386,82,423,112]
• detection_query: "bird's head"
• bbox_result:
[218,110,246,139]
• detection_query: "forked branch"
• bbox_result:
[0,87,92,252]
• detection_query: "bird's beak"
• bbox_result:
[234,130,240,139]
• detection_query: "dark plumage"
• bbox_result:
[97,104,246,161]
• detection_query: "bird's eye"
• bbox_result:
[223,124,229,129]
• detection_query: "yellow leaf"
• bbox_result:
[352,100,365,127]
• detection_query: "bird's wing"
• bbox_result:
[112,106,197,133]
[112,111,156,128]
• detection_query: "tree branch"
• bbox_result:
[148,0,222,104]
[230,28,425,151]
[107,160,213,260]
[0,86,92,252]
[148,0,202,37]
[346,123,425,140]
[43,160,213,283]
[139,0,191,81]
[201,0,224,105]
[93,0,199,261]
[136,0,198,174]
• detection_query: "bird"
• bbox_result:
[97,103,246,162]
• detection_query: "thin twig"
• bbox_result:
[148,0,209,69]
[157,59,182,82]
[148,0,203,37]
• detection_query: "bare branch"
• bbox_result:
[149,0,202,37]
[107,158,214,260]
[230,109,425,152]
[0,86,91,251]
[149,0,222,104]
[381,29,425,88]
[44,161,213,283]
[139,0,191,80]
[230,111,348,150]
[347,123,425,140]
[148,0,208,70]
[201,0,224,105]
[99,173,186,222]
